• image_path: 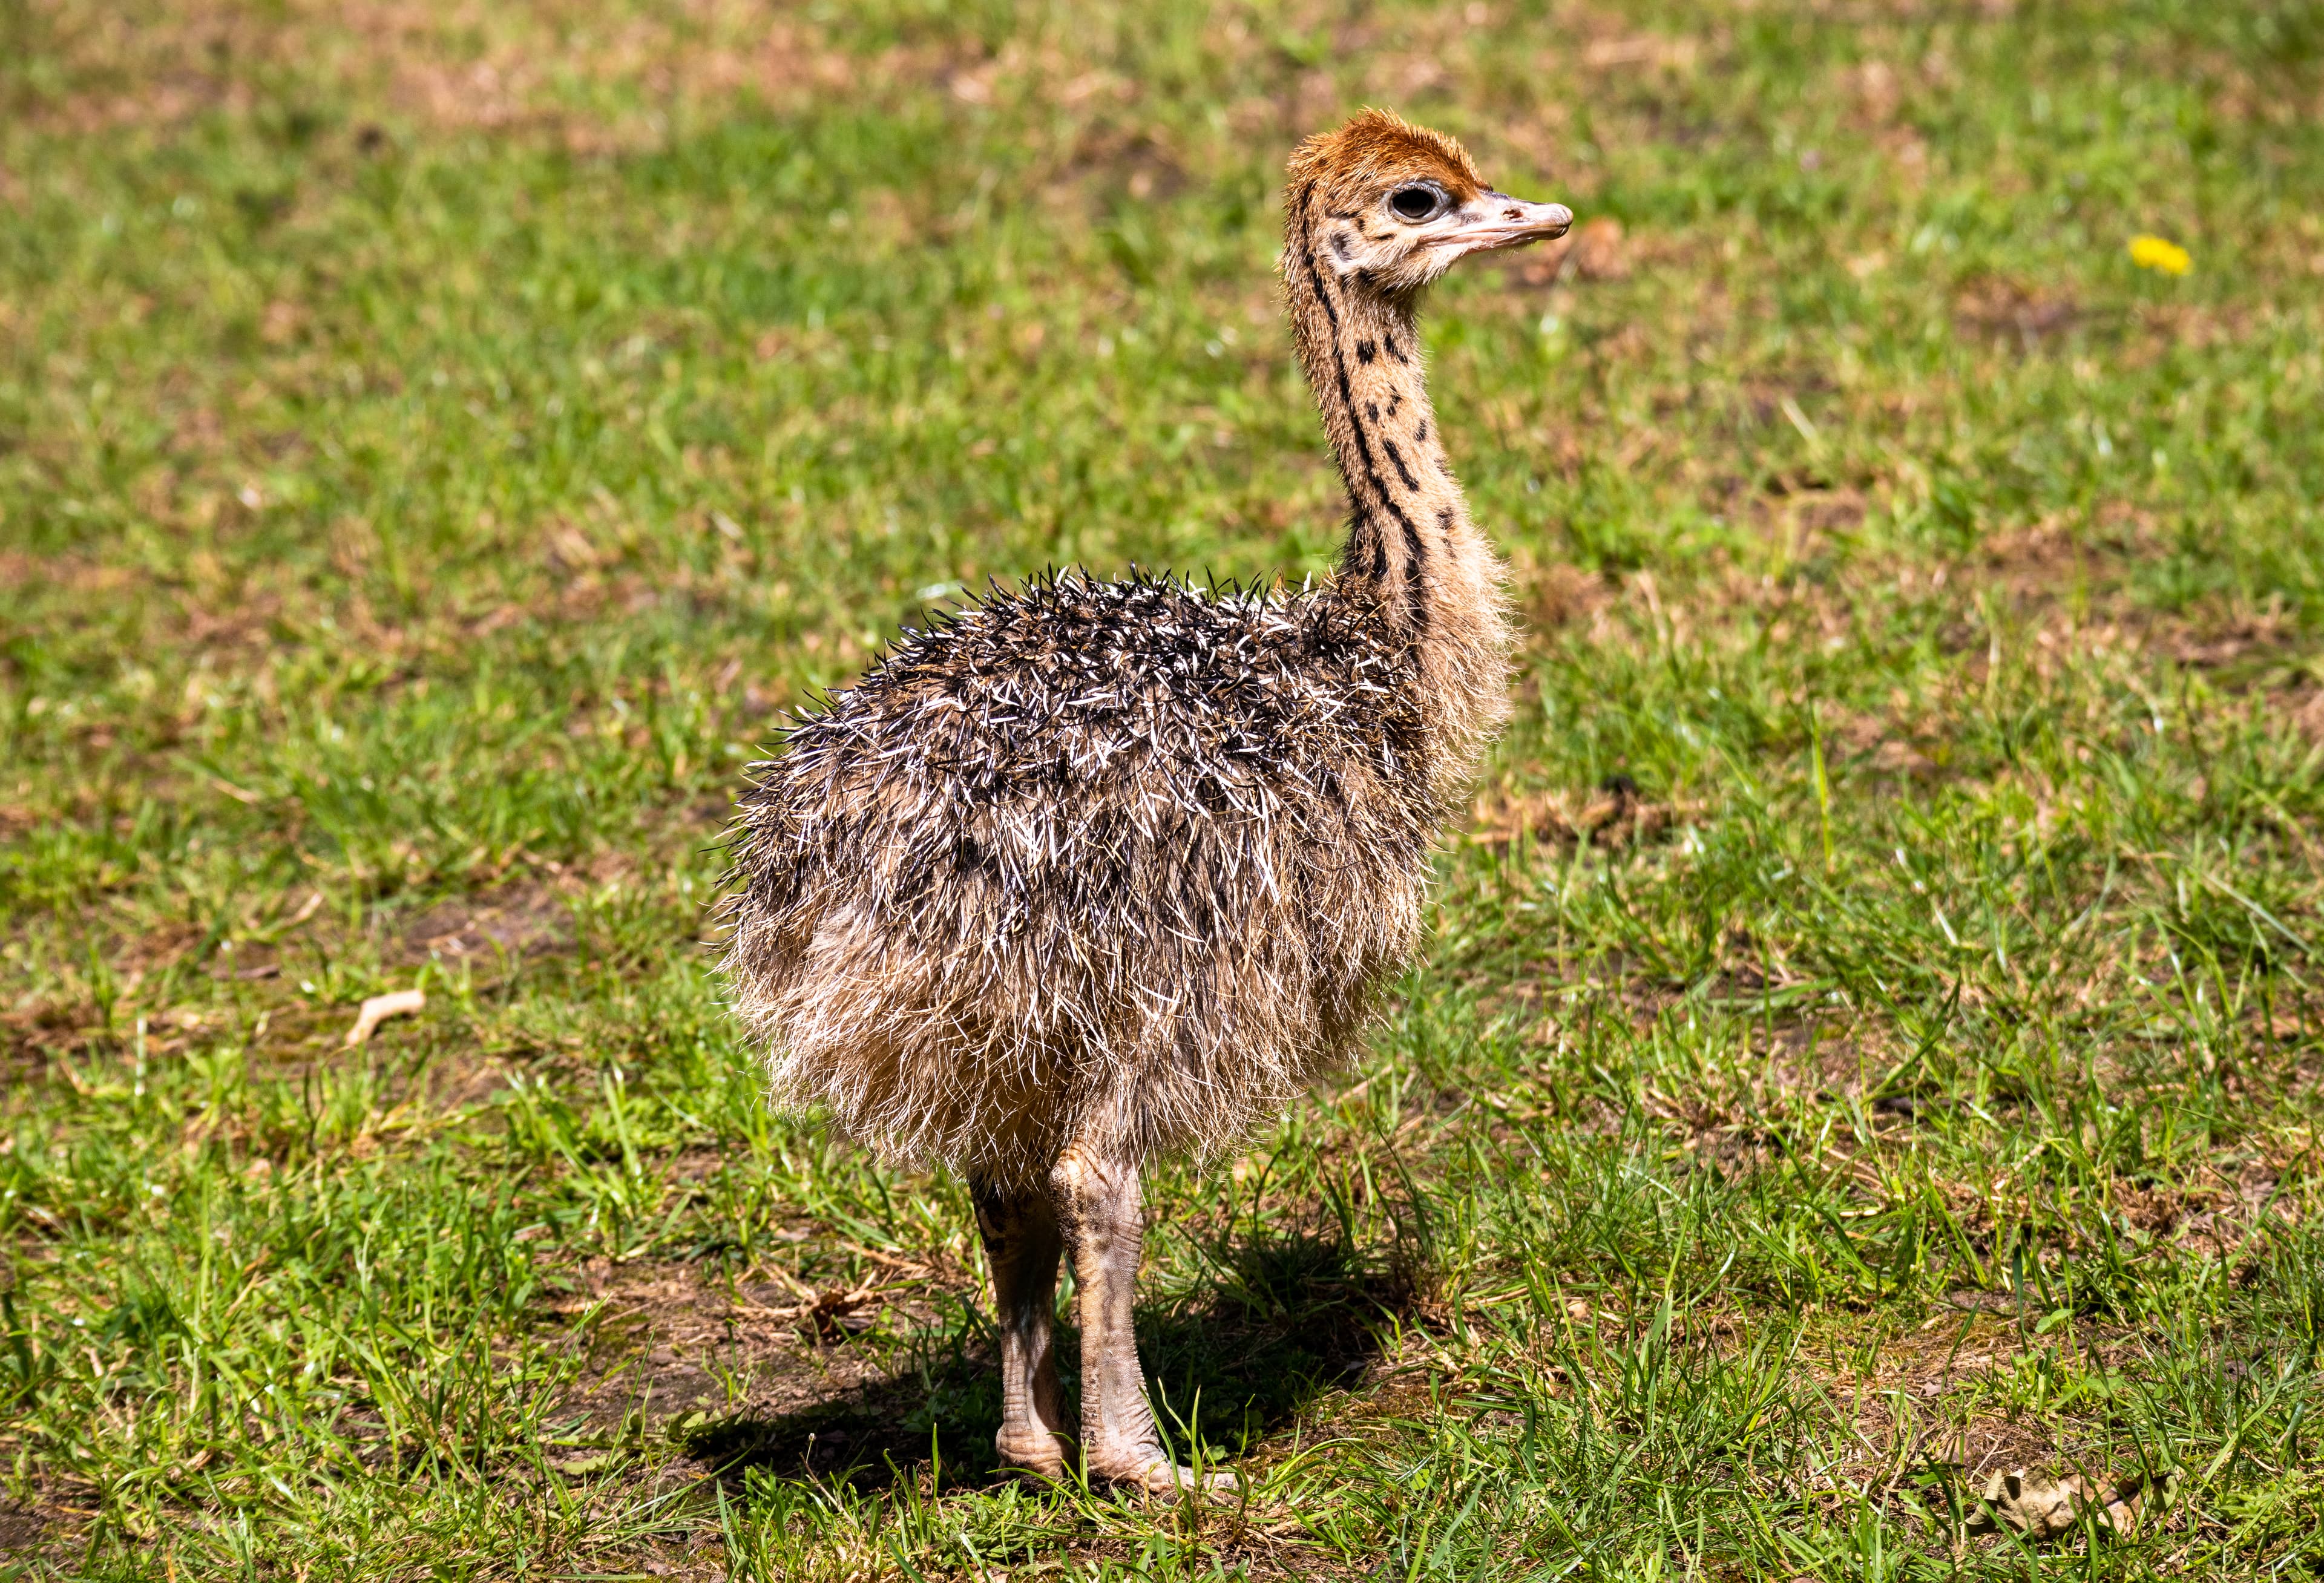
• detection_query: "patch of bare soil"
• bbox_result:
[20,0,847,143]
[541,1246,988,1487]
[0,1500,60,1559]
[0,995,87,1075]
[1509,560,1619,640]
[0,552,141,601]
[399,880,576,966]
[18,0,1182,152]
[1830,1322,2169,1517]
[1952,275,2111,352]
[2276,685,2324,744]
[1470,774,1694,854]
[1972,516,2324,733]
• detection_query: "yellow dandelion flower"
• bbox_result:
[2128,235,2191,276]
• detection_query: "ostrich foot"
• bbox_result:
[1085,1444,1241,1498]
[994,1426,1077,1480]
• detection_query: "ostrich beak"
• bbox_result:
[1452,194,1575,255]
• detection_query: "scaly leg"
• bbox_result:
[1049,1142,1237,1496]
[971,1177,1074,1476]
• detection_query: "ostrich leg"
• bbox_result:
[1050,1142,1237,1495]
[973,1178,1075,1476]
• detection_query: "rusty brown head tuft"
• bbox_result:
[1286,108,1484,209]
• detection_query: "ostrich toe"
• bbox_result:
[1086,1449,1242,1499]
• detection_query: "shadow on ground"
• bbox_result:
[682,1230,1403,1492]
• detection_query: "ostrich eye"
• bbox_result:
[1389,185,1442,221]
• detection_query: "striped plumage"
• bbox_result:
[721,111,1571,1493]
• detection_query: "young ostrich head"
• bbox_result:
[1287,110,1572,295]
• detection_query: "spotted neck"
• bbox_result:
[1283,182,1512,792]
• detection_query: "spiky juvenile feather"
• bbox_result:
[726,573,1443,1185]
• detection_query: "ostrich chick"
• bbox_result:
[724,112,1571,1493]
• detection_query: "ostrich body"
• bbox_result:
[724,113,1571,1493]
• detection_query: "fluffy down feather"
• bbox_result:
[721,570,1446,1187]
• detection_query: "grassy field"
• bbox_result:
[5,0,2324,1575]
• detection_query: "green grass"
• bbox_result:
[5,0,2324,1575]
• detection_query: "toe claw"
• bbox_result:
[1098,1457,1241,1499]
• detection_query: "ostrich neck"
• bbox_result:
[1284,186,1513,792]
